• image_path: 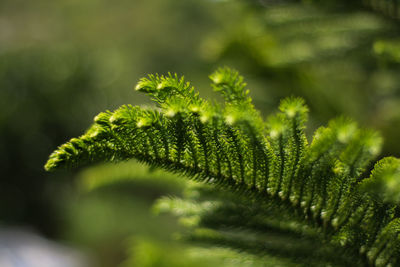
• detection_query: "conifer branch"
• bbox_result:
[46,67,400,266]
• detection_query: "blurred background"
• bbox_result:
[1,0,400,266]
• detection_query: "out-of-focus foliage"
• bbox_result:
[0,0,220,236]
[201,1,400,156]
[61,161,186,267]
[122,238,301,267]
[0,48,103,234]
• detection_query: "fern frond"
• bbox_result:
[46,68,400,266]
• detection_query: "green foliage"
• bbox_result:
[0,0,224,235]
[46,68,400,266]
[363,0,400,19]
[61,161,186,267]
[153,184,358,266]
[122,237,295,267]
[201,1,400,156]
[0,48,104,234]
